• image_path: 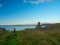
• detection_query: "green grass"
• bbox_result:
[0,30,60,45]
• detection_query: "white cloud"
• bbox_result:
[0,4,2,7]
[23,0,53,4]
[23,0,27,3]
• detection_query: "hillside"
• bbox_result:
[0,30,60,45]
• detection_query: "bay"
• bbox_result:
[0,25,36,31]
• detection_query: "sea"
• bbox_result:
[0,25,36,31]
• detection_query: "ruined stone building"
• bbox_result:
[35,22,41,30]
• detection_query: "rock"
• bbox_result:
[0,28,6,30]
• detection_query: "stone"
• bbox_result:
[0,28,6,30]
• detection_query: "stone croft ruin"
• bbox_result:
[35,22,41,30]
[35,22,60,30]
[25,22,60,30]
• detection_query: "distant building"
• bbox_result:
[35,22,41,30]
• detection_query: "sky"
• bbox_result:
[0,0,60,25]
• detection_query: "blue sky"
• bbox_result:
[0,0,60,25]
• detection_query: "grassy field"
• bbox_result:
[0,29,60,45]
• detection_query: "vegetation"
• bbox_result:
[0,29,60,45]
[50,23,60,27]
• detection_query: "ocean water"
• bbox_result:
[0,25,36,31]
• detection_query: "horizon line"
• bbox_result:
[0,22,60,25]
